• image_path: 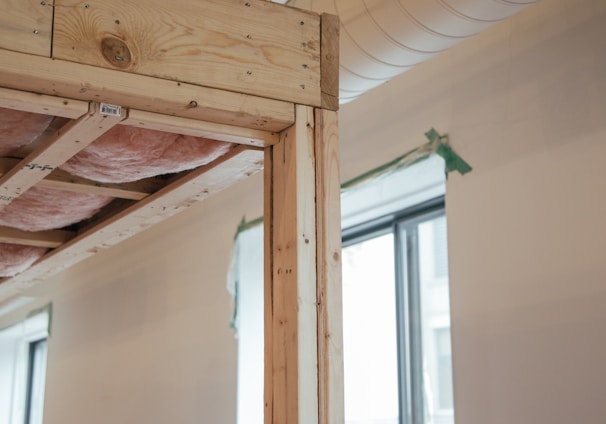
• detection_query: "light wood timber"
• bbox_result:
[266,105,319,424]
[0,145,264,293]
[0,87,88,119]
[123,109,279,148]
[53,0,322,106]
[0,158,163,201]
[0,0,52,57]
[0,49,295,132]
[263,147,274,424]
[0,102,125,208]
[0,226,74,248]
[314,109,344,424]
[320,14,340,111]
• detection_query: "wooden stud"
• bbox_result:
[0,226,74,248]
[314,109,344,424]
[266,105,319,424]
[0,0,52,57]
[0,145,264,296]
[0,102,125,208]
[123,109,279,148]
[264,147,274,424]
[0,49,295,132]
[320,14,340,111]
[52,0,322,106]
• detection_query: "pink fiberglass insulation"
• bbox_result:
[0,108,53,156]
[0,244,47,277]
[0,186,113,232]
[60,126,234,183]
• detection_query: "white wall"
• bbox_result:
[3,0,606,422]
[341,0,606,423]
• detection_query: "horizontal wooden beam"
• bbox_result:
[0,86,89,119]
[0,226,74,248]
[53,0,321,106]
[0,49,295,132]
[0,145,264,296]
[0,102,125,207]
[123,109,279,148]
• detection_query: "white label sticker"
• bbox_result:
[100,103,122,117]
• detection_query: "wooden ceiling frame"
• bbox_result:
[0,1,343,423]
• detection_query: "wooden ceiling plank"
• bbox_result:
[0,102,126,207]
[0,226,74,248]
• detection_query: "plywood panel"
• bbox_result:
[0,0,52,56]
[52,0,322,106]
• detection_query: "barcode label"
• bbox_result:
[100,103,122,117]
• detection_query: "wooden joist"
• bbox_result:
[0,226,74,249]
[0,87,89,119]
[123,109,280,148]
[0,49,295,132]
[0,102,125,207]
[0,158,163,201]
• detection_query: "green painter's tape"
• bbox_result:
[435,143,473,176]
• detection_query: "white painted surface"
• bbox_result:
[2,0,605,422]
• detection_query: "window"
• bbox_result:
[0,306,50,424]
[342,199,454,424]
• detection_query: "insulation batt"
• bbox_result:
[0,108,52,156]
[0,187,113,232]
[0,243,47,277]
[60,126,234,183]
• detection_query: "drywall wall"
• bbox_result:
[340,0,606,423]
[1,0,605,422]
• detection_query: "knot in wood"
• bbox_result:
[101,37,132,69]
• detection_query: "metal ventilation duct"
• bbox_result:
[280,0,537,103]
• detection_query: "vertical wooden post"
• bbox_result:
[264,106,343,424]
[315,109,344,424]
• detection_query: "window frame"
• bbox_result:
[342,196,449,424]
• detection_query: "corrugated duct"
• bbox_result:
[275,0,537,103]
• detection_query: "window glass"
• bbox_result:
[342,233,399,424]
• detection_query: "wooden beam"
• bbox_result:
[320,14,340,111]
[0,158,163,200]
[0,49,295,132]
[265,105,319,424]
[0,86,89,119]
[0,145,264,295]
[314,109,344,424]
[123,109,279,148]
[53,0,321,106]
[0,102,125,207]
[0,226,74,248]
[0,0,52,57]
